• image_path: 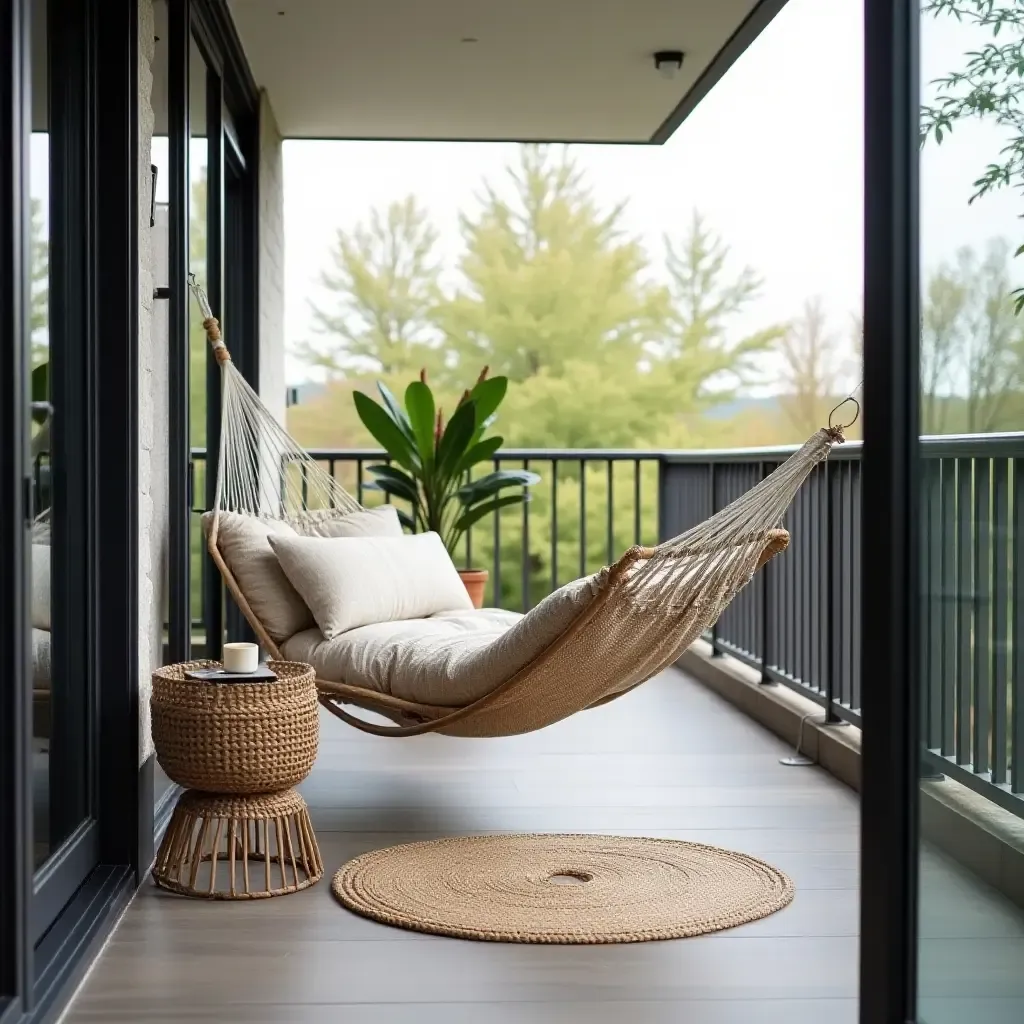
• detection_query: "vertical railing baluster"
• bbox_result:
[941,459,957,756]
[522,459,531,612]
[842,462,854,708]
[328,459,336,509]
[356,458,363,507]
[301,462,309,511]
[1012,458,1024,794]
[551,461,559,594]
[465,466,473,572]
[973,458,991,776]
[993,458,1009,786]
[826,461,838,719]
[633,459,641,546]
[760,460,773,683]
[926,457,943,751]
[607,461,614,565]
[493,457,501,609]
[851,460,862,712]
[579,459,587,579]
[957,458,973,764]
[709,462,721,656]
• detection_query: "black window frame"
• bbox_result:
[166,0,260,666]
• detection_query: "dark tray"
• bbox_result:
[183,665,278,684]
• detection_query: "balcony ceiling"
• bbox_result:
[227,0,780,143]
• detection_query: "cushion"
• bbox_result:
[280,573,602,706]
[269,531,472,640]
[293,505,403,538]
[203,506,404,644]
[32,628,51,691]
[31,543,50,631]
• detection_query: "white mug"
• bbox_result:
[222,642,259,674]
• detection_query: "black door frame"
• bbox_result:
[860,0,921,1022]
[1,1,143,1022]
[166,0,259,667]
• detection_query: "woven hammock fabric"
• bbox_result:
[190,280,843,737]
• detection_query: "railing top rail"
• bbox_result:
[189,432,1024,464]
[189,447,670,461]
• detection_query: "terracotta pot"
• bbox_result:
[458,568,489,609]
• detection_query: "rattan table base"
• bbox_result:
[153,788,323,899]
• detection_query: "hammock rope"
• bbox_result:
[189,277,849,738]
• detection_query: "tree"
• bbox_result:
[648,212,784,408]
[777,297,849,437]
[920,0,1024,311]
[437,144,669,383]
[918,239,1024,433]
[921,257,969,433]
[958,239,1024,430]
[304,196,444,377]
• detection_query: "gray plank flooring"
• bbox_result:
[62,668,1024,1024]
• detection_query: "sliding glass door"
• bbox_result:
[27,0,99,944]
[915,3,1024,1022]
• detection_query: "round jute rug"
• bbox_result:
[331,833,794,944]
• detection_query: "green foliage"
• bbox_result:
[650,212,784,405]
[921,0,1024,311]
[305,196,445,377]
[352,370,538,557]
[435,146,668,385]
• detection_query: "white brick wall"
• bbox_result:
[134,30,285,763]
[137,0,166,763]
[258,91,287,425]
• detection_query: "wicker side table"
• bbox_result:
[150,659,323,899]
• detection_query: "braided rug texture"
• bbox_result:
[332,833,794,944]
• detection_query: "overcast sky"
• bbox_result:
[31,0,1024,391]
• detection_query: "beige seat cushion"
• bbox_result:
[203,506,403,644]
[281,574,602,707]
[32,543,50,631]
[32,628,51,692]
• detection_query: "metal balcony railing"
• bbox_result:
[188,433,1024,820]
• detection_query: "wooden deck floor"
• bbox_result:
[62,668,1024,1024]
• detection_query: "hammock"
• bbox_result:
[191,280,848,738]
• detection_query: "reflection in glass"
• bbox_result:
[917,3,1024,1021]
[189,36,210,646]
[29,0,54,869]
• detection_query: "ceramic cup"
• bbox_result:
[222,642,259,674]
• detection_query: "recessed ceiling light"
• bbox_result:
[653,50,685,79]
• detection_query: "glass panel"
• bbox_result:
[189,37,208,644]
[29,0,52,869]
[917,3,1024,1020]
[30,0,89,866]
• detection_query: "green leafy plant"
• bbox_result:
[352,368,539,559]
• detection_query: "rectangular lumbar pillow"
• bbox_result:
[267,531,472,639]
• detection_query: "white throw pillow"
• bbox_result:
[31,543,50,631]
[268,531,473,639]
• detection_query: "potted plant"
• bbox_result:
[353,368,538,607]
